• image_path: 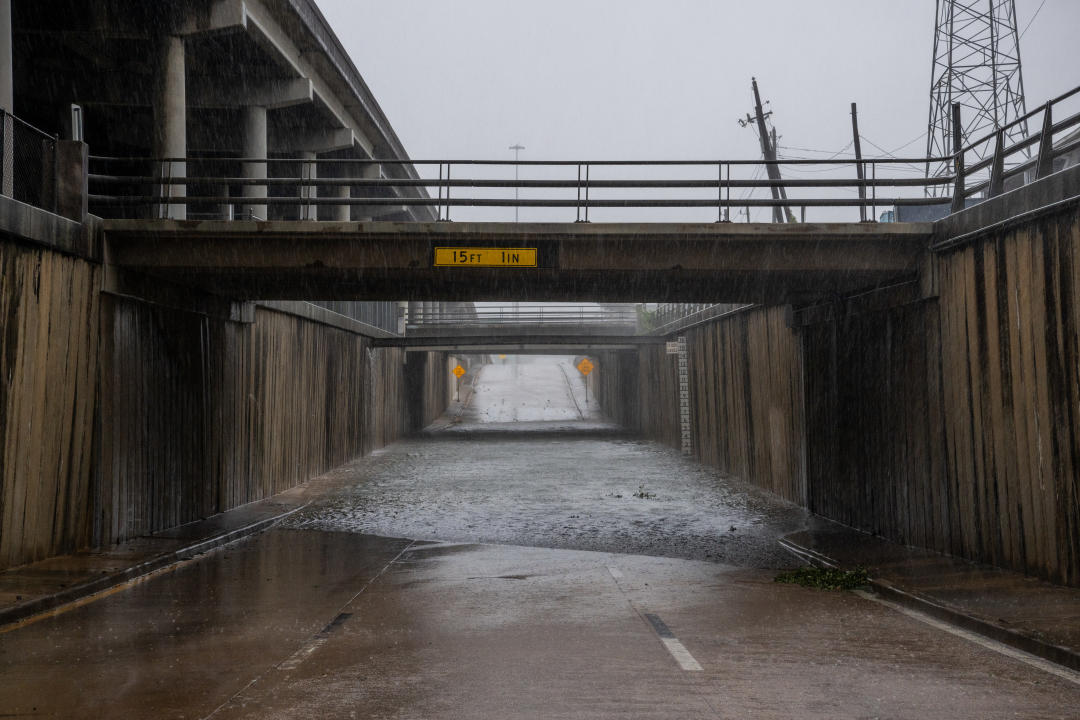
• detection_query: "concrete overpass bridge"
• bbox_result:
[100,216,933,304]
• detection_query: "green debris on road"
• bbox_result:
[774,566,870,591]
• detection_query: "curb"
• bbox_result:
[0,503,307,629]
[778,537,1080,673]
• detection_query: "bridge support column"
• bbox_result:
[216,183,232,220]
[153,35,186,220]
[299,151,317,221]
[241,105,267,220]
[356,162,380,221]
[331,183,350,222]
[0,0,12,197]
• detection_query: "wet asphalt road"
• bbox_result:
[3,534,1079,719]
[4,356,1080,717]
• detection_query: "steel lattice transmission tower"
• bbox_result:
[925,0,1029,194]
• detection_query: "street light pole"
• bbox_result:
[509,143,524,222]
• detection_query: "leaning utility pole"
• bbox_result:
[925,0,1028,194]
[741,77,794,222]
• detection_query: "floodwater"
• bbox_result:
[284,356,821,568]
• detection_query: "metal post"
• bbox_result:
[851,102,867,222]
[725,163,731,221]
[576,164,582,222]
[950,102,966,214]
[716,162,722,222]
[445,163,452,221]
[437,163,444,221]
[988,128,1005,197]
[299,151,317,221]
[870,162,877,221]
[509,143,524,222]
[584,163,590,222]
[1034,104,1054,180]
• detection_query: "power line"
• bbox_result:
[859,134,927,173]
[883,131,927,155]
[777,140,854,160]
[1019,0,1047,39]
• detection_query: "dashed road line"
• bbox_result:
[279,613,353,671]
[643,613,704,672]
[853,589,1080,687]
[201,540,416,719]
[606,565,704,673]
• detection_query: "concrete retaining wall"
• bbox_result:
[0,232,452,568]
[599,200,1080,586]
[0,241,100,567]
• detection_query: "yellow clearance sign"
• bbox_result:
[576,358,594,376]
[433,247,537,268]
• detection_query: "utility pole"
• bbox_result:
[741,78,793,223]
[509,143,525,222]
[851,102,867,222]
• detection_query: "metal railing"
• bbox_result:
[80,83,1080,224]
[407,304,638,328]
[1,110,58,213]
[87,154,956,224]
[949,85,1080,209]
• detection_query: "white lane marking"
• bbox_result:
[279,637,328,671]
[852,590,1080,687]
[606,568,704,674]
[661,637,704,672]
[202,540,416,720]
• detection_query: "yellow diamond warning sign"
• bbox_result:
[576,358,594,376]
[453,365,466,378]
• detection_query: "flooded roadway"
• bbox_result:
[286,356,819,567]
[3,356,1079,718]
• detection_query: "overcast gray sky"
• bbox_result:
[317,0,1080,222]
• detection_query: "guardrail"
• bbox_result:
[80,82,1080,224]
[947,85,1080,211]
[0,109,58,213]
[408,304,639,327]
[87,154,956,224]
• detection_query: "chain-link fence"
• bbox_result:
[0,110,58,213]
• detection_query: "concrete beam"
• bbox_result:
[101,220,932,304]
[175,0,248,37]
[268,127,355,153]
[0,194,94,259]
[934,163,1080,250]
[375,334,656,349]
[188,77,313,110]
[241,0,374,156]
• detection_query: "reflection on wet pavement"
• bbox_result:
[285,356,824,569]
[463,356,603,424]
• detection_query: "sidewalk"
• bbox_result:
[781,525,1080,671]
[0,488,309,628]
